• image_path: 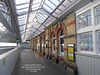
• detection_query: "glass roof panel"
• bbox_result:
[32,4,40,8]
[30,28,36,32]
[19,22,26,25]
[32,7,40,11]
[15,0,77,40]
[26,28,30,32]
[18,19,26,22]
[19,25,25,31]
[58,5,66,11]
[43,4,53,13]
[43,16,55,26]
[29,13,36,16]
[45,0,56,10]
[38,14,47,19]
[18,16,27,20]
[49,0,61,6]
[32,24,40,28]
[37,19,43,24]
[27,24,32,28]
[35,30,40,34]
[62,0,71,7]
[19,19,27,22]
[16,3,29,9]
[32,0,42,5]
[52,12,58,17]
[18,14,27,18]
[16,0,30,5]
[38,15,45,21]
[38,26,45,31]
[40,9,49,15]
[28,19,33,23]
[37,16,45,22]
[17,8,28,13]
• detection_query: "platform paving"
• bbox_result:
[11,49,74,75]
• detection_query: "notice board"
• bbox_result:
[67,44,75,62]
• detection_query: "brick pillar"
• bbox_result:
[55,39,58,58]
[40,37,42,52]
[31,39,33,50]
[64,38,67,60]
[45,29,50,58]
[49,40,51,56]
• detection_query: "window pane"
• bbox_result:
[53,33,55,37]
[60,30,64,36]
[79,33,93,51]
[78,11,91,29]
[61,44,64,52]
[60,38,64,52]
[97,31,100,52]
[95,6,100,25]
[61,38,64,44]
[53,39,55,44]
[52,33,55,51]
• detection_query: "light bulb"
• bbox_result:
[34,18,37,22]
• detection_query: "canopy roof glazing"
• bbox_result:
[15,0,76,40]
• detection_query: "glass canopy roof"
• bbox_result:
[15,0,76,40]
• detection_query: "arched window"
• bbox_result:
[52,33,55,52]
[41,38,44,52]
[59,29,64,54]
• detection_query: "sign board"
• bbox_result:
[3,58,6,65]
[67,44,75,62]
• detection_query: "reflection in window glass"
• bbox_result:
[59,30,64,53]
[97,31,100,52]
[95,6,100,25]
[78,11,91,29]
[52,33,55,52]
[79,33,93,51]
[42,44,44,51]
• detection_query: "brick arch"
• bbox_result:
[55,22,67,38]
[50,28,55,39]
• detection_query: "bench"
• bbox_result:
[62,62,77,75]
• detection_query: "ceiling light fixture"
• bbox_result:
[33,18,37,22]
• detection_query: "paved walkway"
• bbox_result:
[12,49,74,75]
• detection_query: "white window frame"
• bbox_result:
[94,5,100,25]
[77,10,92,29]
[59,29,64,55]
[78,32,93,53]
[96,30,100,54]
[52,33,55,52]
[76,0,100,54]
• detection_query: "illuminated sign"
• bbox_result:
[67,44,75,62]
